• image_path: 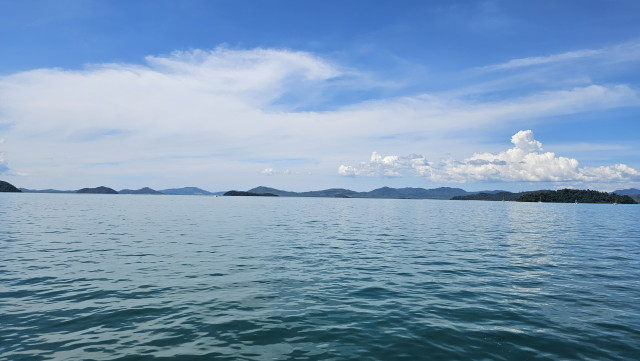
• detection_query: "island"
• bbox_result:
[119,187,163,195]
[516,189,636,204]
[76,186,119,194]
[451,191,521,201]
[0,180,21,192]
[453,188,637,204]
[223,190,278,197]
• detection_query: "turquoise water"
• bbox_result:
[1,193,639,360]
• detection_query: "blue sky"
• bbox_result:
[1,0,639,192]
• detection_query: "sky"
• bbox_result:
[1,0,639,192]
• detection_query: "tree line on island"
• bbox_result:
[452,189,637,204]
[1,180,638,204]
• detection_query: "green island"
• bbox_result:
[517,189,636,204]
[451,191,521,201]
[453,188,637,204]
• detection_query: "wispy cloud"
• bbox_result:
[481,41,640,72]
[332,84,638,136]
[339,130,640,185]
[482,49,603,72]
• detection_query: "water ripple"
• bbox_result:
[1,194,639,360]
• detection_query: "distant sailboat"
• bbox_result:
[574,199,578,204]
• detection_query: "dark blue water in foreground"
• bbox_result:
[1,193,639,360]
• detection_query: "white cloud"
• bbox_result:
[261,168,276,176]
[481,41,640,72]
[483,49,603,72]
[0,48,347,186]
[330,85,638,137]
[0,47,342,136]
[338,152,428,177]
[437,130,580,182]
[0,46,638,190]
[339,130,640,185]
[261,168,300,176]
[579,164,640,182]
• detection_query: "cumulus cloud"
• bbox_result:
[339,152,429,177]
[339,130,640,184]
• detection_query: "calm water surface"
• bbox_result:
[1,193,639,360]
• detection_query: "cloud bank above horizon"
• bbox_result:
[339,130,640,187]
[0,42,639,190]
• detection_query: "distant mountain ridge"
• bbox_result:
[18,186,219,195]
[613,188,640,202]
[248,186,469,199]
[19,188,75,193]
[5,183,640,202]
[613,188,640,196]
[120,187,163,195]
[159,187,215,195]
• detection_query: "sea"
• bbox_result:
[1,193,639,360]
